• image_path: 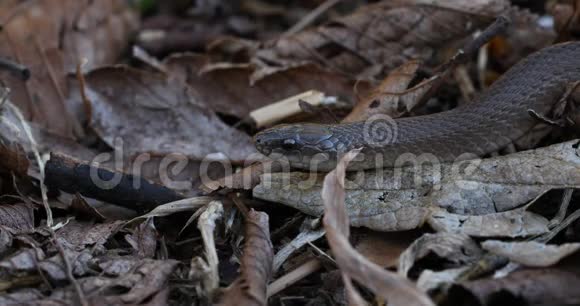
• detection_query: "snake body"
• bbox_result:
[254,42,580,171]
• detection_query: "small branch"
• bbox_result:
[196,200,224,294]
[45,153,184,212]
[268,258,322,297]
[51,232,89,306]
[284,0,342,36]
[419,16,510,106]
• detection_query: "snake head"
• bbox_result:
[254,123,338,169]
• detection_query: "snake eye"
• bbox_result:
[282,139,296,150]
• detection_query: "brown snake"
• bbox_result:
[254,42,580,171]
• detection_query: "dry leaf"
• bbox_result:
[0,141,29,176]
[322,150,434,306]
[253,0,508,80]
[165,54,369,119]
[131,196,213,221]
[449,269,580,306]
[481,240,580,267]
[47,258,179,305]
[0,289,43,305]
[55,219,124,250]
[69,193,106,222]
[85,66,256,162]
[354,230,417,268]
[273,218,325,272]
[398,233,482,278]
[0,203,34,234]
[254,140,580,232]
[38,238,93,282]
[0,0,138,136]
[197,201,224,294]
[127,218,158,259]
[0,247,45,271]
[342,60,432,123]
[220,210,273,306]
[428,207,549,238]
[416,266,469,293]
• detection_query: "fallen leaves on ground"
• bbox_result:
[0,0,138,137]
[252,0,508,80]
[219,210,273,306]
[85,66,257,162]
[321,150,434,306]
[0,0,579,305]
[165,54,368,119]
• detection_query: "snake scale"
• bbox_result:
[254,42,580,171]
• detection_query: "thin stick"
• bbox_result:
[548,189,574,229]
[5,101,53,227]
[51,231,89,306]
[267,258,322,297]
[284,0,342,36]
[419,15,510,106]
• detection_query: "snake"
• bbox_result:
[254,42,580,171]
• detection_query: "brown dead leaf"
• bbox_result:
[448,268,580,306]
[253,0,508,81]
[0,228,13,255]
[0,203,34,234]
[219,210,273,306]
[354,230,418,268]
[428,207,550,238]
[254,140,580,233]
[398,233,482,278]
[126,218,158,259]
[0,289,43,305]
[481,240,580,267]
[0,0,138,137]
[201,160,291,193]
[70,193,106,222]
[55,219,124,250]
[46,258,179,305]
[488,8,555,70]
[322,150,434,306]
[0,247,45,271]
[85,66,256,162]
[165,54,369,119]
[0,140,29,176]
[342,60,428,123]
[38,238,93,282]
[549,0,580,42]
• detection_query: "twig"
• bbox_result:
[76,59,92,128]
[51,231,89,306]
[284,0,342,36]
[537,206,580,243]
[548,189,574,229]
[4,101,53,226]
[0,57,30,80]
[268,258,322,297]
[419,16,510,106]
[273,219,325,272]
[45,153,184,212]
[229,193,250,218]
[196,201,223,295]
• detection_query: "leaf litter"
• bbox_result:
[0,0,579,305]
